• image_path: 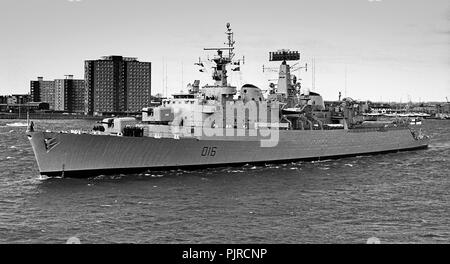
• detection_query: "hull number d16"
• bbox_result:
[201,147,217,157]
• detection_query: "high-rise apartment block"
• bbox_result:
[28,55,151,115]
[84,56,151,115]
[54,75,85,113]
[30,76,84,112]
[30,77,56,109]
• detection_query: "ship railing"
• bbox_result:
[348,126,407,133]
[48,129,91,134]
[145,131,195,139]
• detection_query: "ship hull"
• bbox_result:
[27,128,429,178]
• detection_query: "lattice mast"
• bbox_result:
[202,23,240,86]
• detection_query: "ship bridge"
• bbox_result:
[201,85,237,101]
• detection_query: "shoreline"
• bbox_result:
[0,113,103,121]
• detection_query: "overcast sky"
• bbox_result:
[0,0,448,102]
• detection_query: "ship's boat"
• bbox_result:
[27,24,429,178]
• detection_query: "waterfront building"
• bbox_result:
[84,56,151,115]
[30,76,84,112]
[6,94,31,105]
[30,77,55,110]
[0,95,7,104]
[54,75,85,113]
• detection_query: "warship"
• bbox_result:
[27,23,429,178]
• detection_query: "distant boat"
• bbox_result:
[435,113,450,120]
[409,118,422,125]
[6,122,28,127]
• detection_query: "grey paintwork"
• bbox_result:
[28,127,429,176]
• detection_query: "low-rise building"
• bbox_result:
[0,95,7,104]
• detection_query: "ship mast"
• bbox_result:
[203,23,236,86]
[225,22,235,61]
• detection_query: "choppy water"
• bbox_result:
[0,119,448,244]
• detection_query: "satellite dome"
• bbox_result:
[240,84,263,102]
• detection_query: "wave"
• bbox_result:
[430,142,450,149]
[6,122,28,127]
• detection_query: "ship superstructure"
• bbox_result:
[27,24,429,177]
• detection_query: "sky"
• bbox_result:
[0,0,448,102]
